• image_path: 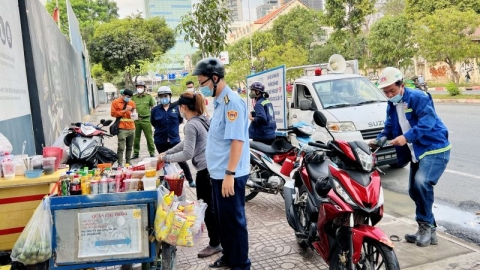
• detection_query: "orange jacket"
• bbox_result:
[111,97,136,130]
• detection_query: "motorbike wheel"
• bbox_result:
[295,185,309,249]
[329,239,399,270]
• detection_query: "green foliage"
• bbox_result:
[381,0,406,16]
[45,0,119,42]
[257,41,309,81]
[176,0,232,58]
[445,81,460,96]
[225,59,252,89]
[271,7,325,50]
[406,0,480,20]
[309,43,343,64]
[88,17,175,73]
[324,0,376,35]
[412,7,480,83]
[367,15,415,68]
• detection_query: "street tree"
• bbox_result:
[324,0,376,58]
[412,7,480,83]
[225,59,252,90]
[88,17,175,88]
[257,41,309,81]
[367,15,415,69]
[271,7,325,50]
[176,0,232,58]
[45,0,119,42]
[406,0,480,19]
[227,30,276,63]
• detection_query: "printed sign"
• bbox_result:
[78,209,143,258]
[219,51,229,65]
[247,65,287,129]
[0,0,31,121]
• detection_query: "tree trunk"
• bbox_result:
[445,58,459,84]
[125,72,134,90]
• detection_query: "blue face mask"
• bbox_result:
[160,97,170,105]
[389,93,403,104]
[200,86,213,97]
[124,97,131,102]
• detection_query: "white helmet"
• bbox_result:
[157,86,172,95]
[378,67,403,89]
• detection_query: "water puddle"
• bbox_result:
[433,203,480,231]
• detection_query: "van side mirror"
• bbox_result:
[313,111,327,127]
[299,99,312,111]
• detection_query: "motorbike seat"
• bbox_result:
[250,141,278,155]
[306,160,330,184]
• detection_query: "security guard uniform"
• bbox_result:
[206,85,251,270]
[131,93,156,156]
[248,96,277,144]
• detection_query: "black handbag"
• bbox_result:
[110,102,128,136]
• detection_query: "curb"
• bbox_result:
[430,86,480,91]
[433,99,480,103]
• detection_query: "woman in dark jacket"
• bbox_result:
[248,82,277,145]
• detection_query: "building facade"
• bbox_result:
[225,0,243,21]
[144,0,197,69]
[256,0,279,20]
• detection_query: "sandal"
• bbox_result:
[209,257,229,268]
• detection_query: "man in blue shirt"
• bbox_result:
[192,58,251,270]
[372,67,451,248]
[150,86,195,187]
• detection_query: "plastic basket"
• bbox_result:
[165,176,184,196]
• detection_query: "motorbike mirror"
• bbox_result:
[102,119,113,126]
[100,119,105,124]
[313,111,327,128]
[376,137,388,147]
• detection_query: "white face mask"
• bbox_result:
[187,87,195,92]
[137,88,144,94]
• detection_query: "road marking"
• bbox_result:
[445,169,480,180]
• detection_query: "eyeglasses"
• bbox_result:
[199,78,211,86]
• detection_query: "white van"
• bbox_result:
[287,72,398,167]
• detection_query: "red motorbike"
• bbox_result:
[283,111,399,270]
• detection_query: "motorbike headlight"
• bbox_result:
[355,147,374,171]
[81,146,95,159]
[71,144,80,158]
[327,121,356,132]
[332,179,357,206]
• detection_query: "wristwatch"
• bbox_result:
[225,170,235,176]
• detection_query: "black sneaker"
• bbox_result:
[131,155,139,159]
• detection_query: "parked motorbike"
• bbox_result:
[63,119,118,170]
[246,122,314,202]
[284,111,400,270]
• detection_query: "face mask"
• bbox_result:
[179,107,186,119]
[200,85,213,97]
[124,97,131,102]
[160,97,170,105]
[187,87,195,92]
[249,91,257,99]
[137,88,144,94]
[389,93,403,104]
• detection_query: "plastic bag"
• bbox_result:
[153,189,207,246]
[0,133,13,153]
[11,197,52,265]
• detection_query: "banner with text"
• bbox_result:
[246,65,287,129]
[0,0,35,155]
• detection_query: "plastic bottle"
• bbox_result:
[81,172,90,195]
[115,167,123,192]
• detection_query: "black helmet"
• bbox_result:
[250,82,265,92]
[191,58,225,78]
[135,81,146,87]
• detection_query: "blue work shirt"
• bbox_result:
[206,86,250,179]
[150,103,183,144]
[249,96,277,140]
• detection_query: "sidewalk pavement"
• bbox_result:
[86,103,480,270]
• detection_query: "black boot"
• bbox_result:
[405,226,438,244]
[416,222,432,247]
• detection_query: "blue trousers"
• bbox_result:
[211,175,251,270]
[408,150,450,226]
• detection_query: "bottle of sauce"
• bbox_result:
[70,173,81,195]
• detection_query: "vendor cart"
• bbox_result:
[48,191,158,269]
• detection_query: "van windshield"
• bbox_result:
[313,77,387,109]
